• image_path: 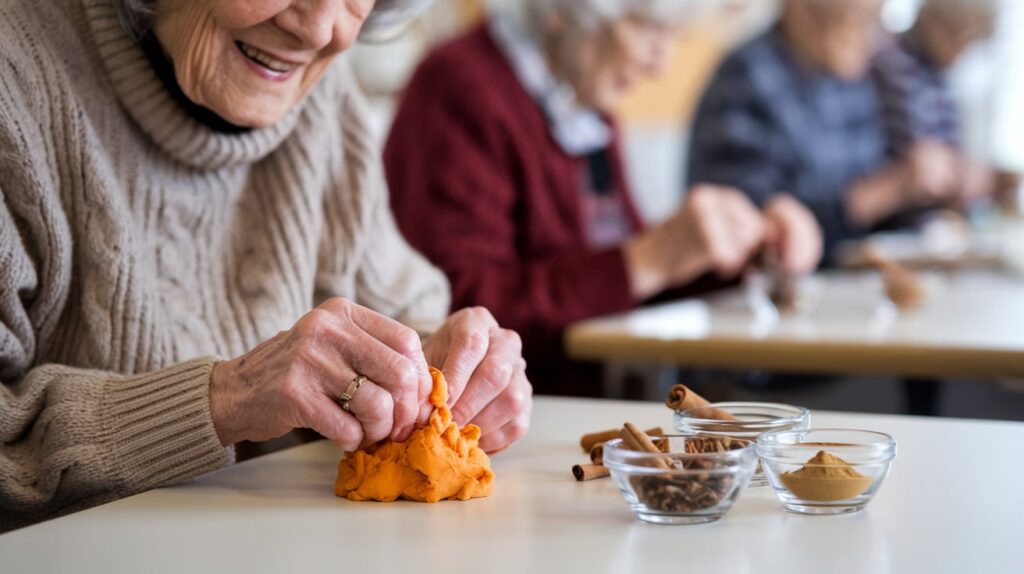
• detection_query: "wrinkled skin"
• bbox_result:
[153,0,374,127]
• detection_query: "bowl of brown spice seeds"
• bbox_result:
[602,431,758,525]
[757,429,896,515]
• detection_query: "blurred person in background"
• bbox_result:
[873,0,1020,210]
[688,0,960,257]
[384,0,823,395]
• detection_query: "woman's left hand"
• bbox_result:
[762,194,824,274]
[422,308,533,454]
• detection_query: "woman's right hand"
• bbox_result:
[905,140,963,205]
[208,298,433,452]
[624,184,766,300]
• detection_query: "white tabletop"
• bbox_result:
[566,270,1024,378]
[2,397,1021,573]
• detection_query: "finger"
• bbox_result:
[477,410,532,454]
[720,193,765,272]
[450,330,522,426]
[322,298,433,425]
[294,306,425,439]
[467,359,530,435]
[302,395,365,452]
[730,194,767,249]
[439,310,496,407]
[708,215,752,277]
[290,309,424,442]
[793,213,823,272]
[322,299,428,364]
[338,379,395,447]
[340,328,427,443]
[692,199,731,272]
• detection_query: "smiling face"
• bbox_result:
[153,0,375,128]
[559,17,678,113]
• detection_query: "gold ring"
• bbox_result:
[339,374,366,412]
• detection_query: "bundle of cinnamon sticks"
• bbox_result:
[571,384,736,482]
[572,424,664,481]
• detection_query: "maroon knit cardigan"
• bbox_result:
[385,25,645,394]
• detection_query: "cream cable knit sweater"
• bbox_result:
[0,0,450,531]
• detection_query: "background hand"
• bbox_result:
[906,140,963,205]
[762,194,824,274]
[624,184,766,299]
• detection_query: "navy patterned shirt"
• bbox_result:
[872,34,961,158]
[688,29,888,250]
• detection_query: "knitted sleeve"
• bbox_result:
[0,72,229,533]
[314,61,451,333]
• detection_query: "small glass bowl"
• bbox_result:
[603,435,758,525]
[757,429,897,515]
[674,402,811,486]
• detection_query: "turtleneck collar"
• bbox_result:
[82,0,306,170]
[139,31,250,135]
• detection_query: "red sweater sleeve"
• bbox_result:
[385,53,635,345]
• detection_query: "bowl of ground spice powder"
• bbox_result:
[603,435,758,525]
[757,429,896,515]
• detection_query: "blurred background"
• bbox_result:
[351,0,1022,223]
[350,0,1024,421]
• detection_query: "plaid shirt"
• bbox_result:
[688,29,888,250]
[872,34,961,157]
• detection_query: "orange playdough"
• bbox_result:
[334,367,494,502]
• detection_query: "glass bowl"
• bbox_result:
[757,429,897,515]
[674,402,811,486]
[602,435,758,525]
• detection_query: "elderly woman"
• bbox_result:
[385,0,824,394]
[0,0,532,532]
[688,0,966,255]
[873,0,1019,207]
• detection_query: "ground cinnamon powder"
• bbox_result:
[779,451,872,502]
[334,368,494,502]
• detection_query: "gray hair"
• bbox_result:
[515,0,709,33]
[116,0,153,41]
[115,0,435,43]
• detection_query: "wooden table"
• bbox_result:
[2,397,1021,573]
[566,271,1024,379]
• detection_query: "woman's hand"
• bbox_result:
[762,194,824,274]
[906,140,963,205]
[624,184,766,299]
[422,308,532,454]
[208,298,433,452]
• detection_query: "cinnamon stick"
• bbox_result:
[620,423,673,470]
[665,384,739,421]
[572,464,610,482]
[589,444,604,465]
[862,246,925,309]
[580,426,663,453]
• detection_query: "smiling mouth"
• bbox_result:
[236,41,299,75]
